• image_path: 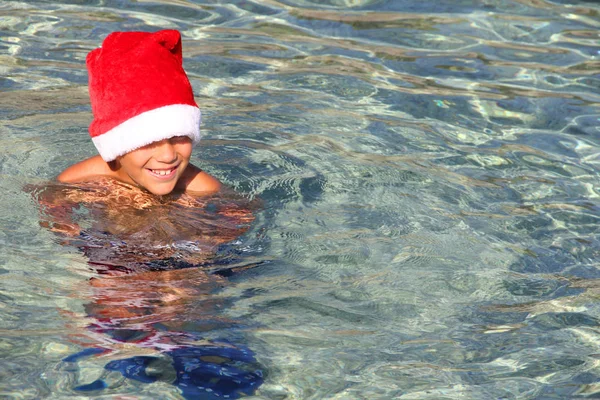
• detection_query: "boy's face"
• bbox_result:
[115,136,193,195]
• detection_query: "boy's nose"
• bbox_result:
[154,139,177,163]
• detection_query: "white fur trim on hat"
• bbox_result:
[92,104,201,162]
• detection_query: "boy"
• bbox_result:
[58,29,220,196]
[38,30,264,398]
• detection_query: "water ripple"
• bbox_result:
[1,0,600,398]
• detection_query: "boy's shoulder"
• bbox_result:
[177,163,222,194]
[57,155,115,183]
[57,156,222,194]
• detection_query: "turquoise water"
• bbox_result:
[1,0,600,398]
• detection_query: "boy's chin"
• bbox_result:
[141,181,178,196]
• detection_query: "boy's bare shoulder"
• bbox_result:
[178,163,222,194]
[57,155,115,183]
[57,158,221,194]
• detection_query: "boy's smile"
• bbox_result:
[148,167,177,177]
[116,136,193,195]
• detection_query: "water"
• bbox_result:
[1,0,600,398]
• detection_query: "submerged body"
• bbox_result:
[33,177,263,398]
[38,176,255,271]
[35,175,258,325]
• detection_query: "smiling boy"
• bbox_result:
[58,30,220,196]
[58,136,220,196]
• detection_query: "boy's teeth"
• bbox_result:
[151,168,172,175]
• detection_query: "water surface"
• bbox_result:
[1,0,600,398]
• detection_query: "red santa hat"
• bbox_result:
[86,29,201,162]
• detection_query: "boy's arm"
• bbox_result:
[26,183,81,236]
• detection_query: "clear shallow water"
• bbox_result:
[1,0,600,398]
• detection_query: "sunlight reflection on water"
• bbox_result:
[1,0,600,398]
